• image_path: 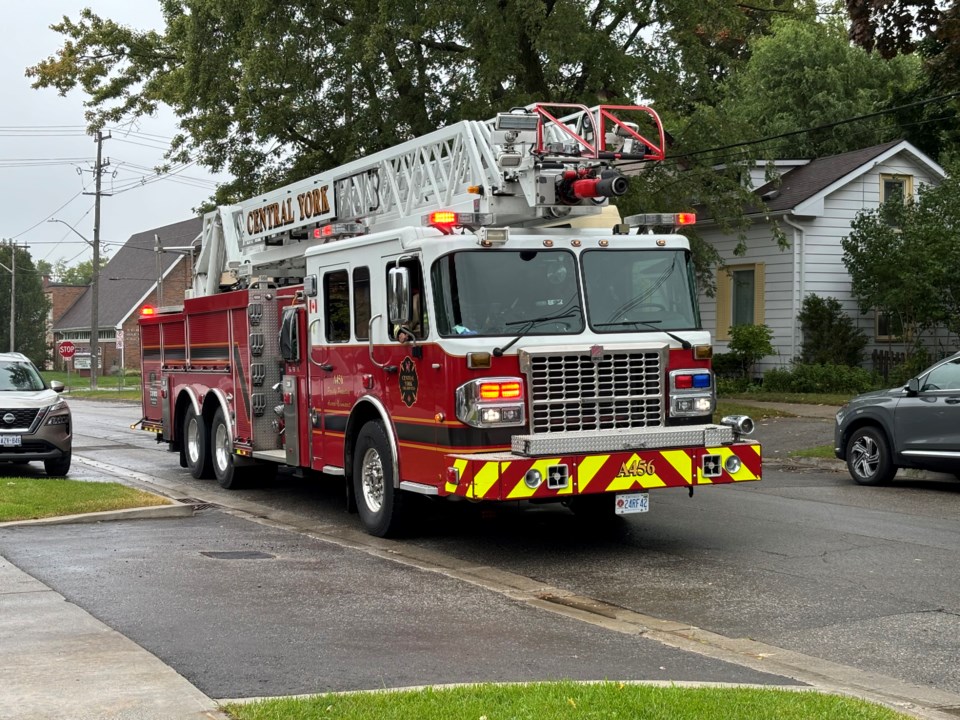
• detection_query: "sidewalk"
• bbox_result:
[0,555,226,720]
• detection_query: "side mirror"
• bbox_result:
[303,274,318,298]
[388,267,411,325]
[906,377,920,395]
[50,380,65,393]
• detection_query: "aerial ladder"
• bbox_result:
[192,103,666,297]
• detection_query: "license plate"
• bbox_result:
[615,492,649,515]
[0,435,22,447]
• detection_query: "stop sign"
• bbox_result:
[58,341,76,359]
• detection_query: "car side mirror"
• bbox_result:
[50,380,65,393]
[906,377,920,395]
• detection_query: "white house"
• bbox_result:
[696,140,947,374]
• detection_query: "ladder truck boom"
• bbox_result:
[192,103,666,297]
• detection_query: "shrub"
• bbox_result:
[711,352,744,378]
[797,295,867,367]
[727,324,775,378]
[762,363,877,394]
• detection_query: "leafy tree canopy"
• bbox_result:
[709,16,920,159]
[842,165,960,340]
[52,256,110,286]
[27,0,806,208]
[0,246,51,365]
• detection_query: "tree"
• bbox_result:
[842,166,960,344]
[797,294,867,366]
[0,245,51,365]
[27,0,807,206]
[52,256,110,286]
[709,16,920,159]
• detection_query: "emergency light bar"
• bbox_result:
[623,212,696,229]
[423,211,494,235]
[140,305,156,316]
[313,222,366,239]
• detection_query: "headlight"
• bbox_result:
[455,377,526,428]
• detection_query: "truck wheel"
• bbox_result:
[846,426,896,486]
[211,407,247,489]
[184,405,212,479]
[353,421,406,537]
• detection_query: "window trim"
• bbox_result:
[715,262,765,341]
[874,309,907,343]
[879,173,913,204]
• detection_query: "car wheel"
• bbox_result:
[352,421,406,537]
[184,405,213,479]
[44,452,71,477]
[846,426,896,485]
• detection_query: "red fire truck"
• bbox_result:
[138,103,760,537]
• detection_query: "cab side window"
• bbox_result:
[354,267,371,341]
[387,260,428,341]
[324,270,350,343]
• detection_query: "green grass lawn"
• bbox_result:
[223,682,910,720]
[0,477,169,522]
[42,370,142,401]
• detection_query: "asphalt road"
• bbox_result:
[3,399,960,706]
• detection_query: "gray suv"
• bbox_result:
[835,351,960,485]
[0,352,72,476]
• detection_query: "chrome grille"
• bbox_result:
[521,348,664,434]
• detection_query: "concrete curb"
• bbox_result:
[0,501,195,528]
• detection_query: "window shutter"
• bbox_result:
[753,263,765,325]
[716,269,732,340]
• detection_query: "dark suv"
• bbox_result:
[835,351,960,485]
[0,352,72,476]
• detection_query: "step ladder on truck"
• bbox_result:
[136,102,760,537]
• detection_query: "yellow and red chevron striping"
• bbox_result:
[444,443,761,500]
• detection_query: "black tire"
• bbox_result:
[184,405,213,479]
[353,421,406,537]
[846,426,896,486]
[211,406,248,489]
[44,452,71,477]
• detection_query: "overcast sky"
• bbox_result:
[4,2,224,272]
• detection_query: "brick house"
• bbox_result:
[52,217,202,373]
[44,279,87,369]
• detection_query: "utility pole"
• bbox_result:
[83,130,110,390]
[0,240,16,352]
[9,240,14,353]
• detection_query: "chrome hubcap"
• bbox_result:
[360,447,385,513]
[214,421,230,473]
[186,417,200,464]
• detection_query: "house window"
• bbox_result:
[879,174,913,227]
[715,263,765,341]
[875,311,904,342]
[880,174,912,204]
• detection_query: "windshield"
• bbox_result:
[0,361,46,391]
[582,249,699,331]
[432,250,584,336]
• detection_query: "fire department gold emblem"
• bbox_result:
[399,357,418,407]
